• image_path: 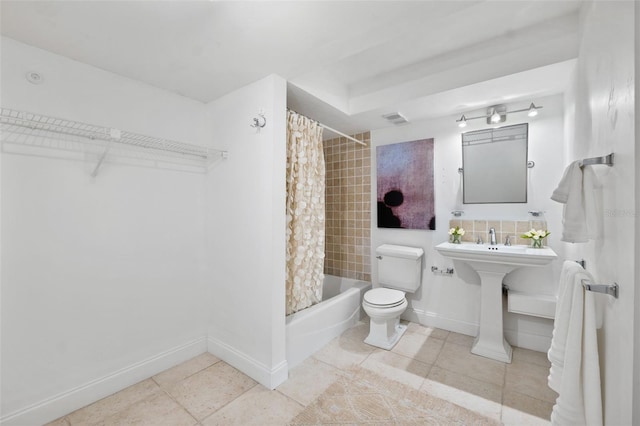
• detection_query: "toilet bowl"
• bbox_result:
[362,288,408,349]
[363,244,424,350]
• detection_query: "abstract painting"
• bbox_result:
[376,138,435,230]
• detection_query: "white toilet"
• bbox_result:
[363,244,424,350]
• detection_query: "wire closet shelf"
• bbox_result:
[0,108,227,174]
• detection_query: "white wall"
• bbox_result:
[1,38,210,425]
[567,2,636,424]
[371,95,567,351]
[635,3,640,422]
[204,75,288,389]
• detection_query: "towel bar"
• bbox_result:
[581,280,618,298]
[580,153,614,168]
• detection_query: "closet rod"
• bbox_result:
[288,108,367,147]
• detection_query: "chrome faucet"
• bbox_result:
[489,228,497,245]
[505,235,511,246]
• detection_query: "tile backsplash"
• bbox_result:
[449,219,548,246]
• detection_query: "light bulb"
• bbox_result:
[527,103,538,117]
[458,115,467,128]
[490,109,501,123]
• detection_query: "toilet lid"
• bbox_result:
[364,288,405,307]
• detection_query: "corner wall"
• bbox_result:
[204,75,288,389]
[371,95,567,351]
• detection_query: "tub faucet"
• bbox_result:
[489,228,497,245]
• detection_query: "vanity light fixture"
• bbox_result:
[488,105,507,124]
[490,108,502,123]
[527,103,540,117]
[455,102,543,127]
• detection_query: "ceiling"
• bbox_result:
[1,1,582,135]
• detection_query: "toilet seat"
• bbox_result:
[364,288,405,308]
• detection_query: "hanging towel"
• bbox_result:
[547,261,582,392]
[548,261,602,426]
[551,161,581,204]
[551,161,599,243]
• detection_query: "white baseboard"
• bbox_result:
[404,307,479,337]
[207,336,288,390]
[504,328,552,352]
[1,336,208,426]
[404,308,551,353]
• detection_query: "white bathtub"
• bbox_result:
[285,275,371,369]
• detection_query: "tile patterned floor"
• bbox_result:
[48,321,557,425]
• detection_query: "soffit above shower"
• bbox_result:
[1,1,580,115]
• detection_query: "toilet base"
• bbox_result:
[364,321,407,350]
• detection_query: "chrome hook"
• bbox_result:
[250,113,266,130]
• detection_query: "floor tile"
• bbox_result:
[276,357,344,406]
[512,346,552,368]
[167,362,256,420]
[290,393,361,424]
[312,322,376,370]
[152,352,220,389]
[421,365,502,421]
[44,416,70,426]
[505,360,558,403]
[390,331,445,364]
[101,392,197,425]
[294,365,499,425]
[52,322,555,426]
[201,385,304,425]
[502,391,553,425]
[67,379,160,425]
[360,349,431,390]
[435,341,506,386]
[446,331,476,347]
[405,321,450,340]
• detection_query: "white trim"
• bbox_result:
[207,336,288,390]
[503,328,552,352]
[403,307,479,337]
[1,337,208,426]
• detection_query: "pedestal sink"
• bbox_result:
[435,242,557,363]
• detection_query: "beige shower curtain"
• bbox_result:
[286,110,325,315]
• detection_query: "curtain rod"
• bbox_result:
[287,108,367,147]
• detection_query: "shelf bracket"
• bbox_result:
[91,128,121,177]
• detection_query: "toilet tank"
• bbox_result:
[376,244,424,292]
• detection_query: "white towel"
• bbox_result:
[547,261,581,391]
[551,161,600,243]
[548,261,602,426]
[551,161,581,204]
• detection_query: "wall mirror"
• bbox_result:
[461,123,528,204]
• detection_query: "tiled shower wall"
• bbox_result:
[323,132,371,281]
[449,219,548,246]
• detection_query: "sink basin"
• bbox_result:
[435,241,557,363]
[435,242,557,269]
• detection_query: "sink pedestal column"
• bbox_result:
[471,270,512,363]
